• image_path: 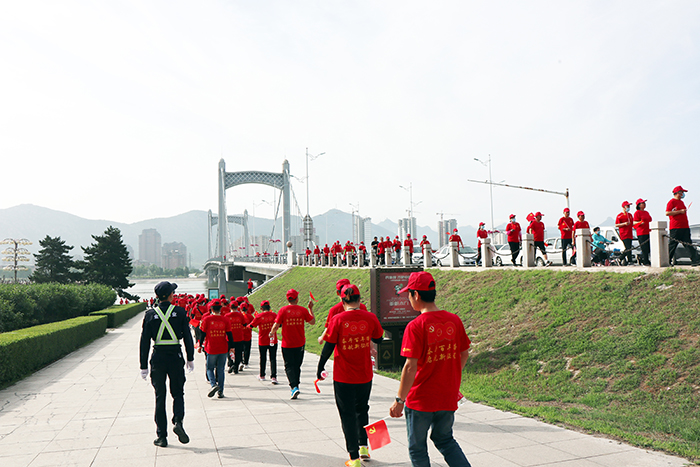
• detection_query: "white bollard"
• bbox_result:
[402,245,412,265]
[650,221,670,268]
[423,242,432,269]
[385,250,393,266]
[575,228,592,268]
[358,251,365,267]
[337,253,343,267]
[522,233,536,268]
[481,238,493,269]
[370,251,377,268]
[449,241,460,268]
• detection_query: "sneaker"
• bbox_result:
[257,375,266,381]
[218,392,224,398]
[546,260,552,266]
[345,459,361,467]
[153,437,168,447]
[173,422,190,444]
[207,386,219,398]
[271,377,278,385]
[244,364,250,369]
[239,363,245,372]
[291,387,300,399]
[359,446,370,459]
[227,366,233,374]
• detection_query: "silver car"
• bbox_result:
[434,245,477,266]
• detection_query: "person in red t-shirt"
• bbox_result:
[615,201,635,265]
[505,214,522,266]
[239,303,254,369]
[270,289,315,399]
[448,229,463,248]
[527,212,551,266]
[404,233,414,256]
[317,284,383,466]
[247,300,279,383]
[633,198,652,266]
[247,279,254,295]
[318,279,369,345]
[475,222,488,265]
[558,208,575,265]
[225,306,247,374]
[199,299,234,398]
[572,211,591,265]
[389,272,471,467]
[666,185,699,265]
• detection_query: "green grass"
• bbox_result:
[252,267,700,463]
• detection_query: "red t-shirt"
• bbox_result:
[558,216,574,240]
[275,304,314,348]
[400,311,470,412]
[325,302,368,327]
[476,229,488,248]
[241,312,253,341]
[448,234,463,247]
[227,311,247,341]
[527,220,545,242]
[248,311,278,346]
[200,314,232,355]
[667,199,689,230]
[506,222,521,242]
[615,212,634,240]
[573,220,590,238]
[633,210,652,236]
[325,309,383,384]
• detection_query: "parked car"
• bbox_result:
[494,243,523,266]
[398,242,437,266]
[434,244,477,266]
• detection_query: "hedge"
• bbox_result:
[0,315,108,389]
[90,302,147,328]
[0,283,115,332]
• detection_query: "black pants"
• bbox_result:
[334,380,372,460]
[669,228,699,264]
[621,238,633,264]
[242,340,252,365]
[259,344,278,378]
[282,346,305,388]
[508,241,520,264]
[638,234,650,265]
[227,341,243,373]
[562,238,572,265]
[150,350,186,438]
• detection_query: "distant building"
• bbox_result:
[437,219,457,248]
[125,244,135,261]
[139,228,161,266]
[353,214,372,246]
[398,217,417,240]
[162,242,187,269]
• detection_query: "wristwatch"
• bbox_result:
[395,397,405,404]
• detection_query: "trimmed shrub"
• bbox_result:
[0,283,115,332]
[90,302,147,328]
[0,315,107,388]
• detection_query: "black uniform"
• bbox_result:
[140,301,195,440]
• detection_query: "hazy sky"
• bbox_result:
[2,1,700,234]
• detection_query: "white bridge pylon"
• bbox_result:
[215,159,291,261]
[208,209,249,258]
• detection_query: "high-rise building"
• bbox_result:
[437,219,458,248]
[353,214,372,246]
[398,217,417,240]
[139,229,161,266]
[162,242,187,269]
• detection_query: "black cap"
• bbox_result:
[154,281,178,299]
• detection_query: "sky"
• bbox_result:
[2,0,700,234]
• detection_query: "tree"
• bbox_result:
[80,226,134,297]
[30,235,77,284]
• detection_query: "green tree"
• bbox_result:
[30,235,77,284]
[79,226,134,297]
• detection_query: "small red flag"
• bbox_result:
[310,292,317,301]
[365,419,391,450]
[314,379,321,393]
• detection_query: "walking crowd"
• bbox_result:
[139,272,473,466]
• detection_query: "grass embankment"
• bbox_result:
[252,267,700,462]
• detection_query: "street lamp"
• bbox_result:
[474,155,495,232]
[305,148,325,216]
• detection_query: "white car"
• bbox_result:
[434,245,477,266]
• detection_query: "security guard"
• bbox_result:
[139,281,195,447]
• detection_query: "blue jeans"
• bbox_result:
[405,407,470,467]
[206,353,227,392]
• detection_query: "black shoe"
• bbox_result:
[218,392,224,398]
[227,366,233,374]
[154,437,168,447]
[173,423,190,444]
[207,386,219,398]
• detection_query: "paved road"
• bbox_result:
[0,315,691,467]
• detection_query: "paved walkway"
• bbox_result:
[0,316,691,467]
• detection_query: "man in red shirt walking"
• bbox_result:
[270,289,315,399]
[199,299,234,398]
[475,222,488,266]
[558,208,574,266]
[527,212,551,266]
[448,229,463,249]
[389,272,471,467]
[506,214,521,266]
[247,300,279,384]
[615,201,635,265]
[633,199,652,266]
[247,279,254,295]
[666,186,699,265]
[317,284,384,467]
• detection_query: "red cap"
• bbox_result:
[398,271,436,294]
[407,233,411,237]
[535,212,543,217]
[239,303,248,312]
[479,222,485,226]
[577,211,585,217]
[636,198,647,205]
[621,201,631,207]
[453,228,458,232]
[563,208,570,212]
[260,300,270,308]
[340,284,360,297]
[509,214,516,218]
[286,289,299,300]
[209,299,221,308]
[673,185,688,194]
[336,278,351,292]
[423,235,427,238]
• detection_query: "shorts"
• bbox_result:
[534,241,546,254]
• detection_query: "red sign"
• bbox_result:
[370,267,422,325]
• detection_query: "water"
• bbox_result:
[125,278,207,301]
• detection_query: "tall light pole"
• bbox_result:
[305,147,326,216]
[399,183,414,219]
[474,155,494,232]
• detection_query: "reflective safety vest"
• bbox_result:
[154,304,179,345]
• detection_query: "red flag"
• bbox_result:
[314,379,321,393]
[310,292,317,301]
[365,419,391,450]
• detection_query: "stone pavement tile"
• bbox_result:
[0,439,52,457]
[43,435,106,452]
[0,454,37,467]
[154,450,221,467]
[219,446,292,466]
[487,417,585,444]
[494,443,578,466]
[587,449,691,467]
[265,426,334,445]
[90,443,156,462]
[547,436,633,457]
[53,418,113,440]
[211,428,274,449]
[546,459,611,467]
[27,447,99,467]
[271,439,350,467]
[453,426,534,451]
[91,456,155,467]
[459,405,522,423]
[0,426,57,444]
